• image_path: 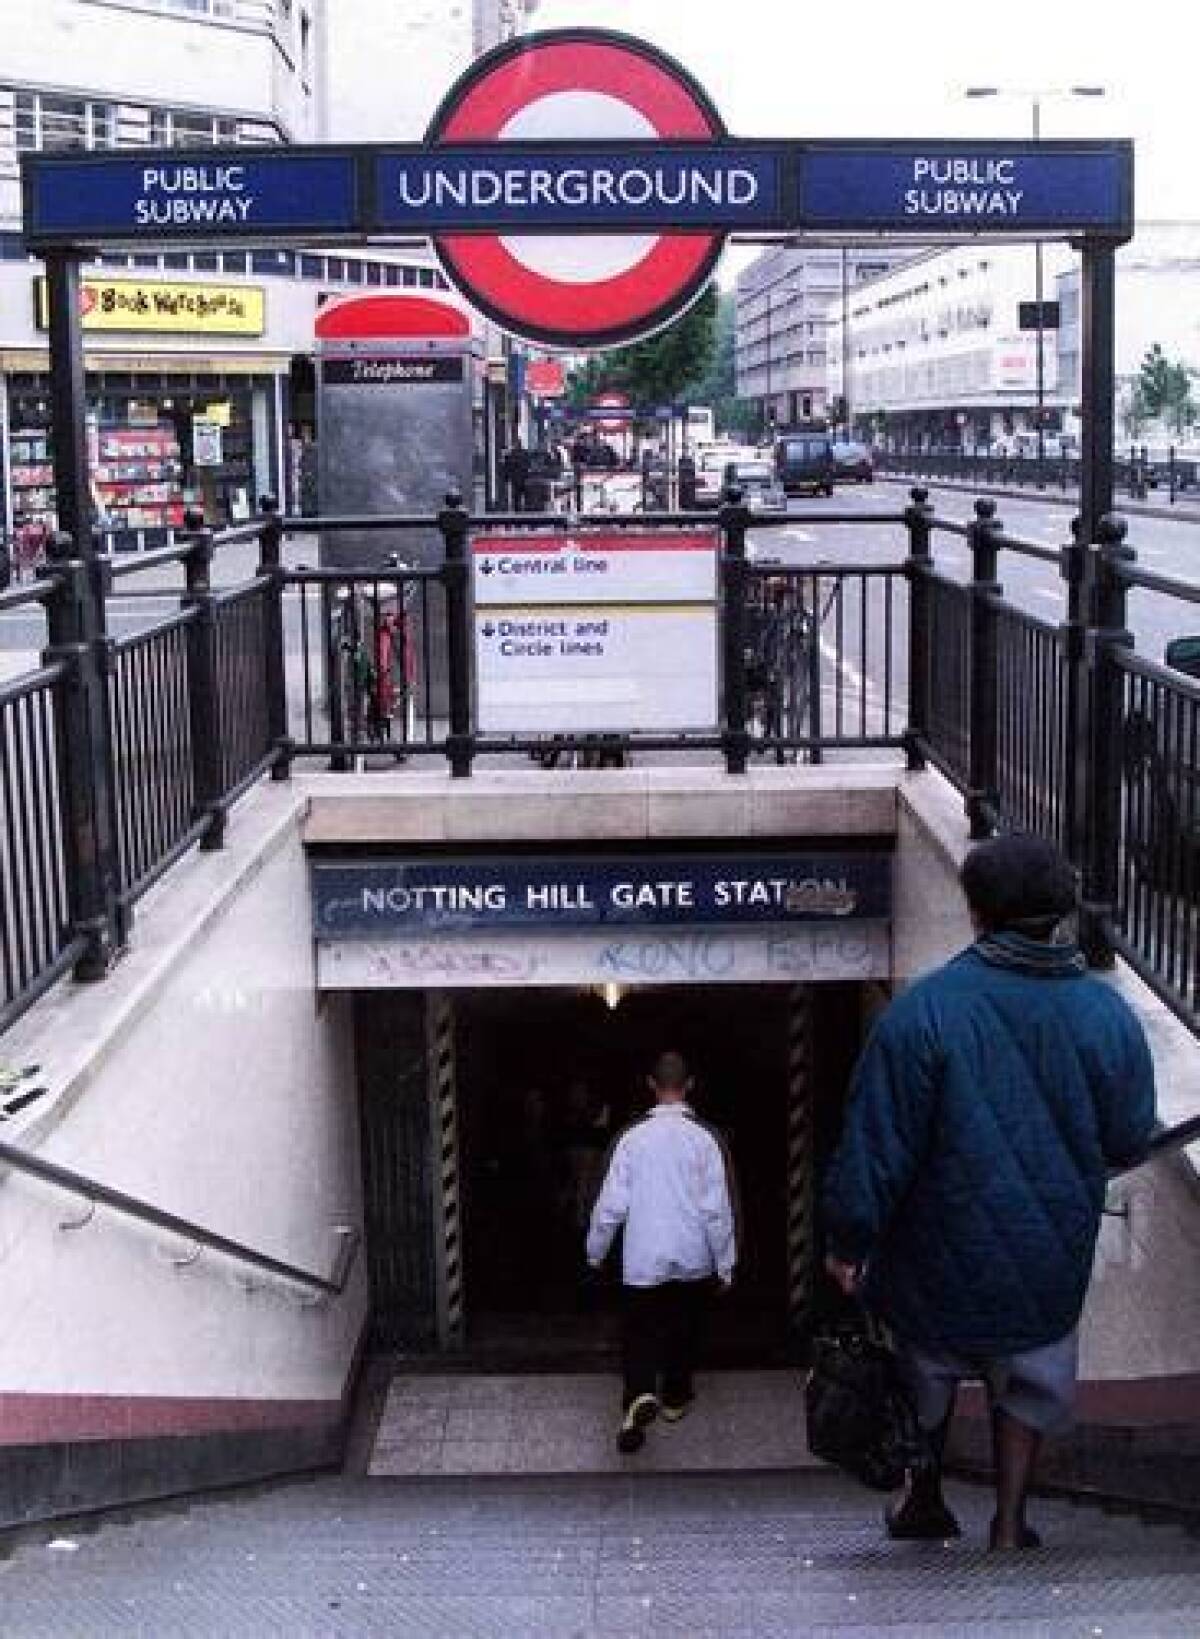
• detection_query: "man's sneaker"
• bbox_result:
[660,1396,694,1424]
[617,1393,660,1453]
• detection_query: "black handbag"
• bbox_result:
[804,1309,932,1491]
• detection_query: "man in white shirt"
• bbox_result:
[586,1051,738,1454]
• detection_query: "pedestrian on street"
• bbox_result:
[586,1051,738,1454]
[822,833,1155,1551]
[501,439,532,511]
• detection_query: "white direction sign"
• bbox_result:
[472,526,719,735]
[476,604,717,732]
[473,529,718,607]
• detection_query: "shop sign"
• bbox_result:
[311,853,892,936]
[34,275,265,336]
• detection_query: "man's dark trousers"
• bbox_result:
[622,1279,711,1410]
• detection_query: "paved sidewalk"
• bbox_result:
[369,1371,822,1476]
[881,467,1200,525]
[1,1469,1198,1636]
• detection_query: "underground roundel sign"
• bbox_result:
[425,29,725,350]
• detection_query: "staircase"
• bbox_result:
[2,1468,1197,1635]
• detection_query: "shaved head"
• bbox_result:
[651,1051,689,1092]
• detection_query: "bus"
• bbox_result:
[685,405,715,448]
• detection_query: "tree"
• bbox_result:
[1131,343,1197,436]
[685,290,757,440]
[566,286,719,413]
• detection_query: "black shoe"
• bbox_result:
[617,1393,659,1454]
[885,1493,962,1541]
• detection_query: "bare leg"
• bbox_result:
[989,1408,1043,1550]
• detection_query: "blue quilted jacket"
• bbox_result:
[822,934,1156,1354]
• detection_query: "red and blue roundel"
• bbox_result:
[425,29,725,350]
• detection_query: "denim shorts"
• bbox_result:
[899,1328,1079,1437]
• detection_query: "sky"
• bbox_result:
[530,0,1192,226]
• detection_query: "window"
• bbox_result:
[347,261,364,284]
[172,111,218,147]
[300,254,324,279]
[222,251,250,274]
[192,252,220,271]
[366,262,382,286]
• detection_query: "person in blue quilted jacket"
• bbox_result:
[822,833,1155,1551]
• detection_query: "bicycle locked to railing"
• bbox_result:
[6,485,1200,1052]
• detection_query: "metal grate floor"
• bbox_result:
[1,1469,1197,1636]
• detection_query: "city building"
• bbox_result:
[822,241,1072,452]
[825,225,1200,454]
[1056,223,1200,451]
[0,0,538,544]
[734,246,914,433]
[321,0,539,142]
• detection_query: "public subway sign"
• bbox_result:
[21,27,1134,350]
[311,854,892,936]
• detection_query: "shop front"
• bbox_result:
[3,269,288,552]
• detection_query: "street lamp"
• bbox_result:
[965,85,1105,477]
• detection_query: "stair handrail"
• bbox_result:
[1111,1113,1200,1179]
[0,1136,359,1298]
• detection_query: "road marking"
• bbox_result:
[819,635,867,696]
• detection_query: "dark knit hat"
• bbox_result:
[960,834,1078,932]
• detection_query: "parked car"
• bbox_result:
[694,444,757,507]
[830,440,874,483]
[721,458,788,515]
[773,432,834,497]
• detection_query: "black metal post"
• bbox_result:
[45,253,92,556]
[41,532,123,973]
[181,510,225,849]
[1080,513,1135,967]
[437,490,474,778]
[1061,514,1089,874]
[256,494,291,781]
[805,580,823,767]
[1078,242,1117,549]
[720,490,751,776]
[966,497,1003,838]
[902,485,934,771]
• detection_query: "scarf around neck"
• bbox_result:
[973,930,1087,977]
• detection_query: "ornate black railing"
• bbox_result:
[2,488,1200,1047]
[876,446,1200,506]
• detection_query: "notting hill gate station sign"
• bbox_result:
[22,28,1132,979]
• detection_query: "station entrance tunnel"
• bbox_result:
[353,981,868,1367]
